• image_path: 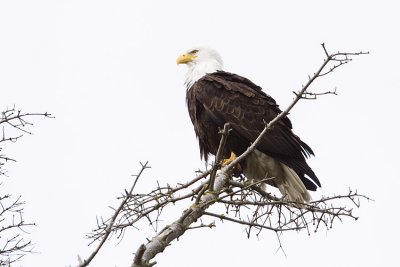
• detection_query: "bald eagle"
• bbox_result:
[177,47,321,203]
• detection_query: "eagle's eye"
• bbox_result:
[189,49,199,54]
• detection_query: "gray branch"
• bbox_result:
[131,168,231,267]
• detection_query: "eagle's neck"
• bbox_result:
[185,60,223,88]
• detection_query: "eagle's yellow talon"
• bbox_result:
[221,152,237,166]
[220,152,241,172]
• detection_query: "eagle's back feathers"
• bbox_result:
[186,71,320,192]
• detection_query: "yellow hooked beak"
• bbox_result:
[176,53,197,64]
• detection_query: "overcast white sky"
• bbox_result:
[1,0,399,266]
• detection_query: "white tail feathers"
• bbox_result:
[278,164,311,203]
[243,149,311,206]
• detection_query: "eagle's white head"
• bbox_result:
[176,47,224,87]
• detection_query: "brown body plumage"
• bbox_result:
[186,71,320,192]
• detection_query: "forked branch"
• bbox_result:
[77,162,150,267]
[1,106,53,177]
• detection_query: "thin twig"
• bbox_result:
[203,211,303,232]
[78,162,150,267]
[209,123,231,192]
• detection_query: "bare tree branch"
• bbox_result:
[209,123,231,192]
[0,106,52,265]
[0,190,35,266]
[131,166,232,267]
[0,106,53,137]
[0,106,53,177]
[77,162,150,267]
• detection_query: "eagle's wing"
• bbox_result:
[193,71,320,189]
